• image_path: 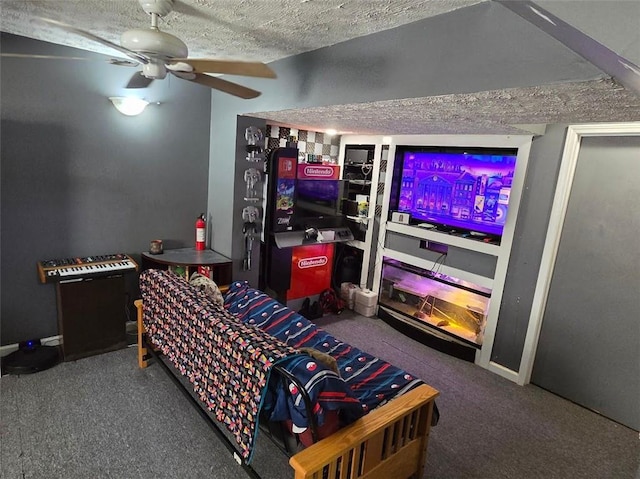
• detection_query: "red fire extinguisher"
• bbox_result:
[195,214,206,251]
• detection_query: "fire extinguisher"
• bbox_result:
[195,214,206,251]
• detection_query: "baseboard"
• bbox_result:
[0,335,62,358]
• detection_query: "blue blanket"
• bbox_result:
[224,281,427,421]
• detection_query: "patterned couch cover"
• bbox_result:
[139,269,361,463]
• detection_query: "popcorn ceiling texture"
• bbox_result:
[0,0,481,62]
[2,1,638,135]
[250,79,640,135]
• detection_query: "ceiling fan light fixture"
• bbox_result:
[141,61,168,79]
[109,97,150,116]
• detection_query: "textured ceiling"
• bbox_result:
[0,0,482,62]
[1,0,639,135]
[249,79,640,135]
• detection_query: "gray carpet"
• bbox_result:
[1,311,638,479]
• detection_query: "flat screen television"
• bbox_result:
[389,146,519,238]
[294,179,347,228]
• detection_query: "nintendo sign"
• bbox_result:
[288,243,334,300]
[297,164,340,180]
[298,256,329,269]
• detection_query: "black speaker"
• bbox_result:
[2,344,60,375]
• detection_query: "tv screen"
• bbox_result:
[294,179,346,227]
[389,146,519,237]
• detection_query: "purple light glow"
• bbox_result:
[394,149,518,237]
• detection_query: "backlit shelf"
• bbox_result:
[385,222,501,256]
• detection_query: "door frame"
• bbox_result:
[518,122,640,385]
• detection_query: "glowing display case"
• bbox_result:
[378,259,491,347]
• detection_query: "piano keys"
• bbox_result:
[37,253,138,284]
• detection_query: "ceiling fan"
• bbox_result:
[19,0,277,99]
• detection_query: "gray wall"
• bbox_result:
[208,1,602,116]
[491,125,567,370]
[1,33,212,345]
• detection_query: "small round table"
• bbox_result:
[141,247,232,287]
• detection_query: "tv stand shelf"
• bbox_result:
[386,222,501,256]
[369,133,533,384]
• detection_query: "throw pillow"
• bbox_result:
[189,272,224,307]
[299,347,340,376]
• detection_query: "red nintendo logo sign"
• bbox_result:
[298,256,328,269]
[304,166,334,177]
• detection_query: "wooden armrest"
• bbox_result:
[289,384,439,479]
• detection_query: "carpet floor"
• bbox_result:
[1,311,638,478]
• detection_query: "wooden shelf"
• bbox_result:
[141,247,233,286]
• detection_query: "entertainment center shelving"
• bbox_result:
[337,136,386,288]
[341,134,532,382]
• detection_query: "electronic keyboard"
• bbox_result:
[37,253,138,284]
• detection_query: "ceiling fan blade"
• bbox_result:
[180,73,261,99]
[126,72,155,89]
[1,53,91,61]
[34,17,148,65]
[0,52,138,67]
[108,59,140,67]
[170,59,276,79]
